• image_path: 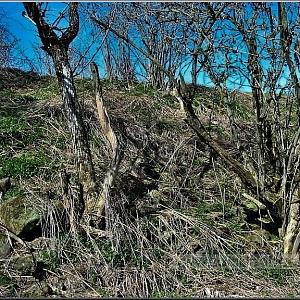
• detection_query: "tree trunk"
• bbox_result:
[23,3,96,231]
[277,2,300,262]
[52,47,96,189]
[52,47,96,232]
[283,202,300,262]
[89,62,123,230]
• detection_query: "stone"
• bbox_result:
[8,255,35,275]
[0,234,12,257]
[0,196,41,236]
[0,177,11,193]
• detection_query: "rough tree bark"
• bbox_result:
[23,2,96,231]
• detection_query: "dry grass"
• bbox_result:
[0,73,299,298]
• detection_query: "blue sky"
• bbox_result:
[0,2,69,50]
[0,2,297,94]
[0,2,243,87]
[0,2,105,76]
[0,2,38,54]
[0,2,66,73]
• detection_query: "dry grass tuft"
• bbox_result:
[0,73,299,297]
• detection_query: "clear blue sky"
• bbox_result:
[0,2,252,90]
[0,2,105,76]
[0,2,38,58]
[0,2,295,93]
[0,2,70,50]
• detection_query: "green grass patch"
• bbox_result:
[0,270,15,286]
[40,251,59,272]
[1,187,24,202]
[180,200,241,230]
[96,240,131,267]
[190,201,235,219]
[230,99,253,120]
[125,83,157,97]
[26,84,60,101]
[0,116,29,133]
[75,77,94,94]
[156,119,180,132]
[47,133,68,150]
[260,265,291,285]
[0,115,45,147]
[286,292,297,298]
[160,93,178,109]
[97,287,114,297]
[0,151,55,179]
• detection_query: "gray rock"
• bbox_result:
[0,195,41,235]
[8,254,35,275]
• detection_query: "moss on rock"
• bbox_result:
[0,196,41,235]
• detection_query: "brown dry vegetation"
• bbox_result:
[0,68,299,298]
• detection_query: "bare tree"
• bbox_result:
[23,2,96,231]
[89,62,123,232]
[129,3,185,89]
[276,2,300,261]
[90,2,300,262]
[90,2,191,89]
[0,8,18,68]
[203,2,300,262]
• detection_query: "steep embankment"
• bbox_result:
[0,68,298,298]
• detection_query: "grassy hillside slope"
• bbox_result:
[0,68,299,298]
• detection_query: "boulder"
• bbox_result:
[7,255,36,275]
[0,195,41,238]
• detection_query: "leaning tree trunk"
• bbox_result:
[283,202,300,262]
[89,62,123,231]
